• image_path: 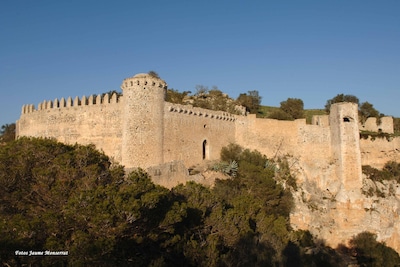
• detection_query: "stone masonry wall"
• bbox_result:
[163,103,236,167]
[359,116,394,134]
[361,137,400,168]
[17,93,123,163]
[235,115,301,158]
[235,114,340,193]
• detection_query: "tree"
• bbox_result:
[267,98,304,121]
[280,98,304,119]
[0,123,15,143]
[359,101,380,123]
[350,232,400,267]
[325,94,360,113]
[165,89,191,104]
[0,137,190,266]
[236,90,262,114]
[268,109,293,120]
[148,70,160,78]
[0,137,124,265]
[212,145,294,264]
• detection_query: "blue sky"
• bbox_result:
[1,0,399,127]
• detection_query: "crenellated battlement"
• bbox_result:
[121,73,167,90]
[122,79,166,89]
[21,92,121,114]
[165,103,237,122]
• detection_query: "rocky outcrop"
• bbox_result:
[290,169,400,254]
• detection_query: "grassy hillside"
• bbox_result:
[257,105,280,118]
[258,105,327,124]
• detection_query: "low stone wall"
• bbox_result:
[359,116,394,134]
[360,136,400,168]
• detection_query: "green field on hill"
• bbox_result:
[258,105,327,124]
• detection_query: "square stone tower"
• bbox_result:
[329,102,362,198]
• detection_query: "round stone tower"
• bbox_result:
[120,73,167,169]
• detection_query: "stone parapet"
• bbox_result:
[165,102,237,122]
[359,116,394,134]
[21,92,120,114]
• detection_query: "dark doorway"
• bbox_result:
[202,140,208,160]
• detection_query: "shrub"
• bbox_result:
[280,98,305,119]
[268,109,293,120]
[362,162,400,183]
[220,143,243,162]
[325,94,359,113]
[350,232,400,267]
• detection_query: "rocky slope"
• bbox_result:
[290,170,400,254]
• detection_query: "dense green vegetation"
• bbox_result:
[1,138,399,266]
[349,232,400,267]
[236,90,262,114]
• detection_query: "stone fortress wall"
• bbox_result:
[163,102,236,167]
[18,93,124,164]
[16,73,400,252]
[17,74,240,171]
[17,73,398,180]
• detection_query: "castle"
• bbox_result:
[16,73,400,252]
